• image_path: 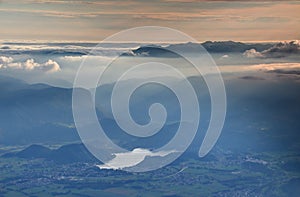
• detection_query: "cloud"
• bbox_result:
[60,55,114,63]
[244,40,300,58]
[239,76,265,80]
[1,0,300,41]
[0,56,14,69]
[0,56,13,65]
[240,63,300,80]
[41,59,61,72]
[163,0,270,2]
[267,69,300,76]
[221,54,229,58]
[262,40,300,57]
[0,43,132,57]
[243,48,263,58]
[0,56,61,73]
[250,62,300,71]
[1,1,299,42]
[60,55,86,61]
[24,0,134,6]
[220,63,300,74]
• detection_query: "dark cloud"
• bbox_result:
[267,69,300,76]
[244,40,300,58]
[239,76,265,80]
[163,0,299,2]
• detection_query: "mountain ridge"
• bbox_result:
[2,143,99,164]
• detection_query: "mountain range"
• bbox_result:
[123,40,300,59]
[0,74,299,155]
[3,143,98,164]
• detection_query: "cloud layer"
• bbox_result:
[0,56,61,73]
[244,40,300,58]
[1,1,299,41]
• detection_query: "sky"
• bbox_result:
[0,0,299,42]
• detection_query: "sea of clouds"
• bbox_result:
[0,41,299,87]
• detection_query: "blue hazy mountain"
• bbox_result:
[3,143,98,164]
[0,75,78,145]
[0,75,299,155]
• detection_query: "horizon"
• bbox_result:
[1,39,298,44]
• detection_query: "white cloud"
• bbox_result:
[60,55,86,62]
[221,54,229,58]
[220,62,300,74]
[0,56,61,73]
[243,49,263,58]
[250,62,300,72]
[60,55,113,63]
[0,56,14,68]
[41,59,61,72]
